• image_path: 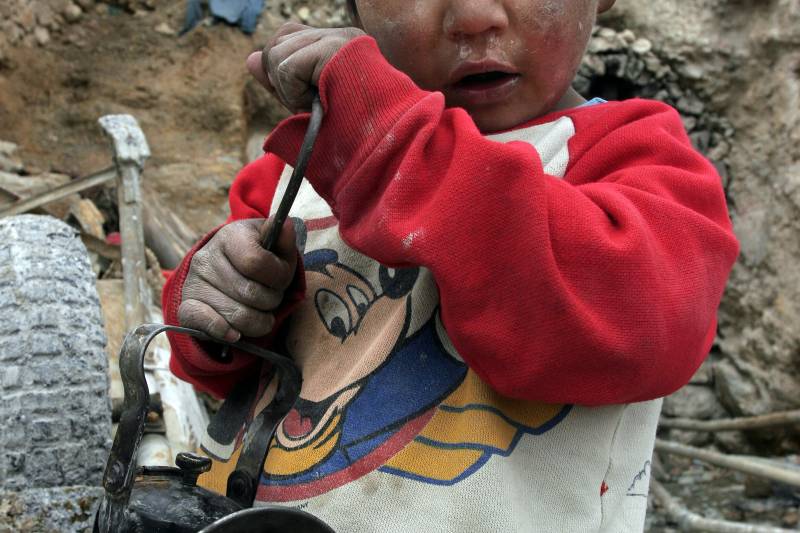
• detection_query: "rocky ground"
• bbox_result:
[1,0,799,531]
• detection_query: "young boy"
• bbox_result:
[163,0,739,530]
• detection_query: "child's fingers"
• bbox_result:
[246,51,273,93]
[245,24,314,95]
[271,22,312,44]
[194,250,284,311]
[266,31,325,111]
[178,298,241,343]
[221,220,296,290]
[183,283,276,338]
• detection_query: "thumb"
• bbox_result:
[246,51,275,94]
[273,219,298,266]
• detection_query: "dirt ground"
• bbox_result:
[0,0,304,234]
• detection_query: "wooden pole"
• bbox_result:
[660,410,800,432]
[99,114,151,331]
[655,439,800,488]
[650,479,795,532]
[0,167,116,219]
[142,188,198,270]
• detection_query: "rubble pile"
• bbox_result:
[577,26,734,196]
[0,0,96,56]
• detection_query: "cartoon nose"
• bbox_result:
[444,0,509,40]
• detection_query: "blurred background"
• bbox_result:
[0,0,798,531]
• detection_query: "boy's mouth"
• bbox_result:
[448,61,521,106]
[453,71,520,91]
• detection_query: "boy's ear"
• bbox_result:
[597,0,616,13]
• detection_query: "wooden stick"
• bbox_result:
[650,478,795,532]
[0,182,120,262]
[100,115,151,331]
[660,410,800,432]
[81,232,122,261]
[0,186,20,204]
[655,439,800,488]
[142,188,198,270]
[0,166,116,218]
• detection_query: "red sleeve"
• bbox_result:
[162,153,306,398]
[263,36,740,406]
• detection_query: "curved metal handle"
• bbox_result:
[97,324,302,533]
[258,90,324,251]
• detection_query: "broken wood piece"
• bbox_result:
[660,410,800,432]
[0,185,19,204]
[142,187,198,270]
[70,197,106,239]
[655,439,800,489]
[81,232,122,261]
[99,114,151,331]
[650,478,795,532]
[146,305,210,455]
[137,433,172,467]
[0,166,115,219]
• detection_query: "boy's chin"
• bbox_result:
[466,105,546,134]
[463,89,585,133]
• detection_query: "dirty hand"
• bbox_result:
[246,22,365,112]
[178,219,297,342]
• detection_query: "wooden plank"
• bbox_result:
[0,167,116,219]
[660,410,800,432]
[655,439,800,489]
[142,187,198,269]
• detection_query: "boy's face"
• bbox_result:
[354,0,614,132]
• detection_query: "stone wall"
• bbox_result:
[602,0,800,450]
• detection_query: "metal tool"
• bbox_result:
[218,90,324,362]
[93,325,332,532]
[93,93,330,532]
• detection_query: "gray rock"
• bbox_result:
[663,384,727,419]
[0,215,111,492]
[63,3,83,23]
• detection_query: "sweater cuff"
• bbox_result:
[263,35,430,210]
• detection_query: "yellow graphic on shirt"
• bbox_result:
[382,371,570,484]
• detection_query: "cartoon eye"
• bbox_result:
[315,289,352,341]
[347,285,370,318]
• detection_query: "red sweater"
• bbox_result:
[163,36,739,406]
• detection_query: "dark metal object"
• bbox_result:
[223,91,325,508]
[199,506,334,533]
[94,324,330,532]
[218,91,323,363]
[93,93,330,532]
[259,91,324,250]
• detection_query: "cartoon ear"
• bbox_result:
[379,266,420,299]
[303,248,339,273]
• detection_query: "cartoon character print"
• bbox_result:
[199,221,571,502]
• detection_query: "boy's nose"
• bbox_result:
[443,0,510,41]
